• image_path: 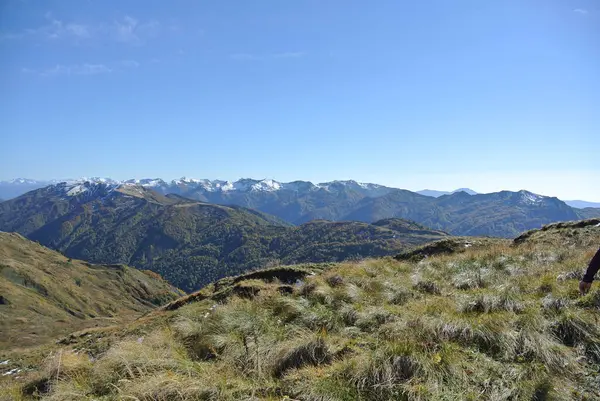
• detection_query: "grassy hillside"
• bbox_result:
[0,232,183,349]
[2,220,599,400]
[0,184,447,292]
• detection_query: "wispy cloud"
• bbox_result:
[573,8,589,15]
[230,52,307,61]
[1,13,161,45]
[65,23,90,38]
[109,15,160,45]
[23,63,111,77]
[118,59,140,69]
[22,60,139,77]
[2,12,92,41]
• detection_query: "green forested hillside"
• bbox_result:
[0,184,447,292]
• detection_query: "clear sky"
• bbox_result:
[1,0,598,200]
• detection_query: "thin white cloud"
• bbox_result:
[119,60,140,68]
[65,23,90,38]
[37,63,112,76]
[109,15,160,45]
[27,12,91,40]
[230,52,307,61]
[272,52,306,59]
[22,60,139,77]
[573,8,589,15]
[230,53,258,61]
[1,13,161,45]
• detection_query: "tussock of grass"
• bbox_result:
[4,221,600,400]
[42,350,92,383]
[412,280,440,294]
[114,372,218,401]
[272,335,331,378]
[459,293,524,314]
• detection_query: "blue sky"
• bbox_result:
[1,0,599,200]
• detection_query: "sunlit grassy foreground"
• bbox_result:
[2,221,599,400]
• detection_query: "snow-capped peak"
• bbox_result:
[315,180,393,197]
[174,177,205,185]
[519,190,544,206]
[251,179,282,191]
[54,180,120,198]
[280,181,317,192]
[212,179,283,192]
[64,177,119,186]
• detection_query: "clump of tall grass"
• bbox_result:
[89,329,188,395]
[271,334,332,378]
[459,293,524,314]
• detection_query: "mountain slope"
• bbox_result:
[3,220,599,400]
[576,207,600,220]
[344,189,590,237]
[0,232,183,349]
[0,183,447,292]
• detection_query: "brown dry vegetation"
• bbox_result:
[0,232,183,350]
[1,220,600,400]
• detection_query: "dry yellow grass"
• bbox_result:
[0,232,183,350]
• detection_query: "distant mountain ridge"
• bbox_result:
[564,200,600,209]
[0,177,396,198]
[417,188,479,197]
[0,182,447,291]
[1,178,599,238]
[2,177,597,208]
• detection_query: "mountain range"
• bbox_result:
[0,181,447,291]
[2,178,599,235]
[1,177,597,209]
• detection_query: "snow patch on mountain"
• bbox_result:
[55,179,121,199]
[125,178,166,187]
[251,179,281,191]
[281,181,317,192]
[65,184,89,196]
[519,190,544,206]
